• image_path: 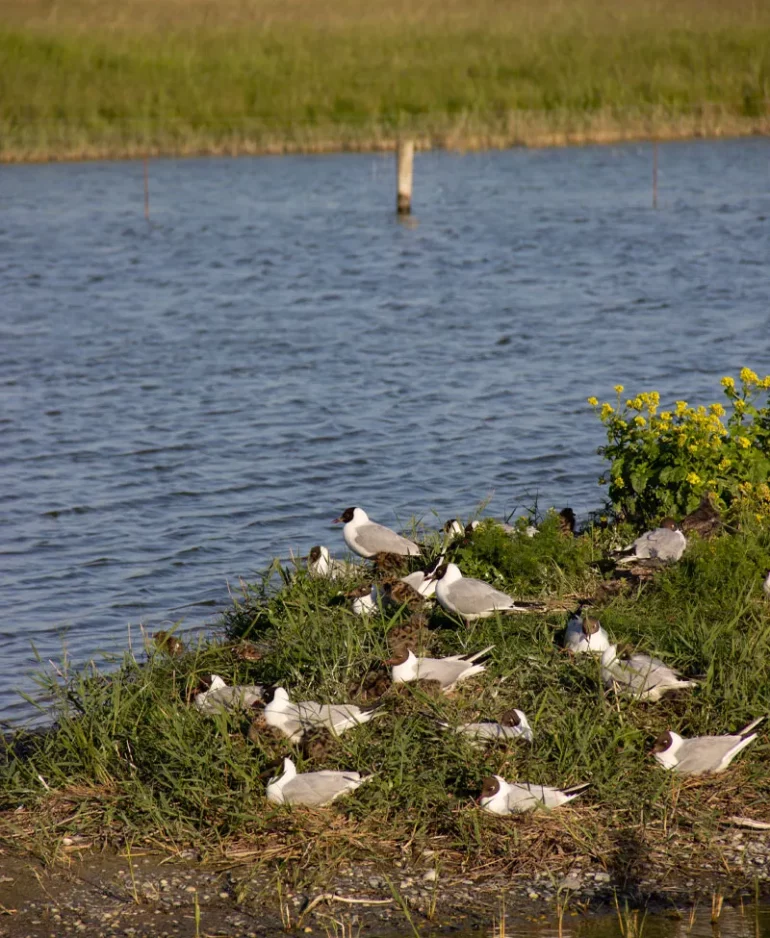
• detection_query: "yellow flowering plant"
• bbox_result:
[589,371,770,522]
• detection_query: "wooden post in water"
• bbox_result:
[144,157,150,221]
[652,141,658,210]
[396,140,414,215]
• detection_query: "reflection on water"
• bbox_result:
[443,905,770,938]
[1,139,769,723]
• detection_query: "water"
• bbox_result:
[1,139,769,725]
[450,904,770,938]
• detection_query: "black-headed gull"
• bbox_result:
[264,687,380,741]
[651,717,764,775]
[479,776,589,815]
[564,614,610,655]
[613,518,686,564]
[307,545,357,579]
[266,757,373,806]
[387,646,492,692]
[194,674,265,715]
[432,563,521,622]
[334,507,421,559]
[601,645,696,702]
[444,708,533,744]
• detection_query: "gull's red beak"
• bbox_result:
[333,516,343,524]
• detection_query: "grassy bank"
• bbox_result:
[2,0,770,162]
[2,508,770,913]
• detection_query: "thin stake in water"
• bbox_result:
[652,141,658,209]
[144,157,150,221]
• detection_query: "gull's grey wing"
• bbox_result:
[675,737,740,775]
[506,784,548,812]
[627,654,681,683]
[353,523,420,557]
[419,658,469,685]
[446,579,514,614]
[458,722,521,741]
[316,704,368,728]
[282,771,362,806]
[646,529,682,560]
[630,528,684,561]
[199,686,264,714]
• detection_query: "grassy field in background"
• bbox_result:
[1,0,769,161]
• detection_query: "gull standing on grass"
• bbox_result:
[601,645,697,702]
[613,518,687,564]
[387,646,493,692]
[263,687,380,741]
[564,613,610,655]
[443,708,533,745]
[479,776,589,815]
[431,563,522,622]
[651,717,765,776]
[334,507,421,558]
[194,675,265,715]
[266,757,373,806]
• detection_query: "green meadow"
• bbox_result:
[1,0,769,161]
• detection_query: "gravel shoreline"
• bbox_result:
[2,821,770,938]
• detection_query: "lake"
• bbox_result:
[1,138,769,725]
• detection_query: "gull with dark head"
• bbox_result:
[307,545,358,579]
[651,717,764,776]
[387,646,493,693]
[432,562,521,622]
[564,612,610,655]
[443,708,533,745]
[334,507,421,559]
[613,518,686,564]
[601,645,697,702]
[479,775,589,815]
[263,687,381,741]
[266,757,373,807]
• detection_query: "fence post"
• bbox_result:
[396,140,414,215]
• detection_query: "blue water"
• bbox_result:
[1,138,769,723]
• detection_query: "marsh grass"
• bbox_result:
[1,0,769,161]
[2,509,770,892]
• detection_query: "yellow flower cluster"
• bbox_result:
[590,370,770,518]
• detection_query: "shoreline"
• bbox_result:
[1,833,770,937]
[3,114,769,165]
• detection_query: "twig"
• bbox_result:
[299,892,393,923]
[728,816,770,830]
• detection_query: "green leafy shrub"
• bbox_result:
[589,369,770,524]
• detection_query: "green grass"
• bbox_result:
[2,507,770,892]
[1,0,769,160]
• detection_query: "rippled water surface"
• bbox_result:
[447,904,770,938]
[2,139,769,723]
